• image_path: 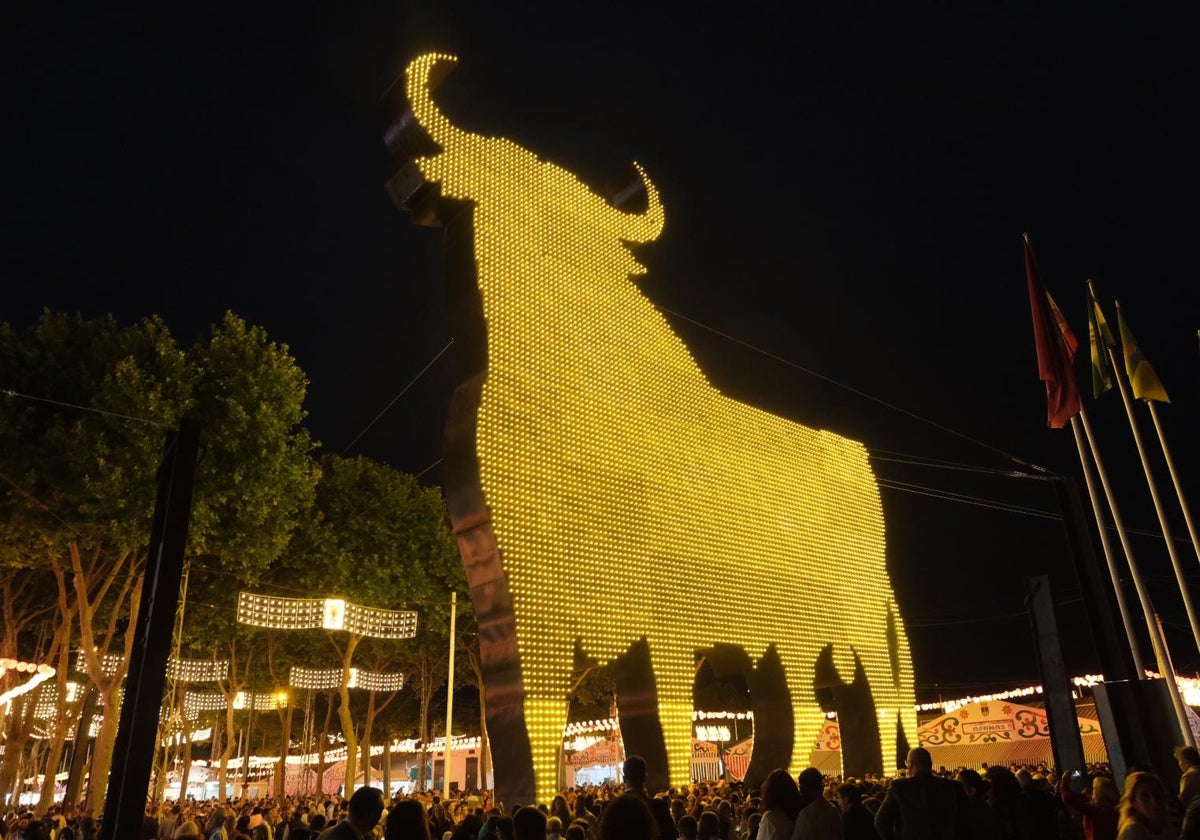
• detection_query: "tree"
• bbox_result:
[0,310,318,803]
[260,454,460,792]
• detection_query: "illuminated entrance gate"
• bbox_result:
[385,53,916,806]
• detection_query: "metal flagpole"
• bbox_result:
[1070,412,1144,674]
[443,592,457,800]
[1106,343,1200,654]
[1076,408,1194,743]
[1145,401,1200,571]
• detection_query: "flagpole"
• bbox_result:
[1076,408,1193,743]
[1145,400,1200,572]
[1069,412,1144,675]
[1106,342,1200,654]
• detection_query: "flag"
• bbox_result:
[1087,280,1116,397]
[1024,234,1080,428]
[1116,302,1170,403]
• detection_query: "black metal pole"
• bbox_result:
[98,418,200,840]
[1026,575,1087,775]
[1053,475,1136,682]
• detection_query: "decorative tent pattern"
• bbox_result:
[918,700,1107,769]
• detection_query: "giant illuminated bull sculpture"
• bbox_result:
[385,53,916,806]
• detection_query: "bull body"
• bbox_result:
[393,53,916,806]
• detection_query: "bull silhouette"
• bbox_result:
[384,52,916,806]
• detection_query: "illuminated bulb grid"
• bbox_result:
[912,672,1196,714]
[288,666,404,692]
[183,690,284,716]
[693,711,752,721]
[563,718,618,736]
[237,593,417,639]
[33,681,80,719]
[355,670,405,692]
[75,650,124,677]
[405,52,917,802]
[166,659,229,682]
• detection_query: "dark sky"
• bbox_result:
[4,2,1199,702]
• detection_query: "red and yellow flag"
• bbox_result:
[1024,234,1080,428]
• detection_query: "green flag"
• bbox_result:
[1087,281,1115,398]
[1116,301,1170,403]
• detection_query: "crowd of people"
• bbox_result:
[5,746,1200,840]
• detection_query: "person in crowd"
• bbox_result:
[697,811,723,840]
[955,769,999,840]
[649,797,678,839]
[793,768,842,839]
[597,795,657,840]
[874,747,961,839]
[987,765,1037,838]
[678,814,699,840]
[1117,772,1172,840]
[205,806,229,840]
[624,756,651,801]
[176,816,202,840]
[1178,747,1200,810]
[758,769,802,840]
[1060,771,1118,840]
[1017,770,1061,840]
[550,796,572,830]
[836,784,877,840]
[232,816,253,840]
[385,799,430,840]
[545,815,564,840]
[510,807,546,840]
[318,787,385,840]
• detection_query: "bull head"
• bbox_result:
[402,52,665,245]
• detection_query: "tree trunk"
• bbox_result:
[218,702,236,799]
[418,658,433,791]
[63,685,98,809]
[382,741,391,796]
[317,691,334,795]
[335,635,361,793]
[85,686,121,806]
[276,700,294,797]
[361,691,376,787]
[179,727,193,799]
[470,650,489,789]
[336,685,357,794]
[35,643,73,815]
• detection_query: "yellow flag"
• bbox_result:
[1116,302,1170,403]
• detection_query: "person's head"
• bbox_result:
[512,806,547,840]
[676,815,697,840]
[547,816,563,835]
[648,797,676,839]
[984,766,1020,804]
[1120,772,1167,829]
[761,768,800,817]
[348,786,386,833]
[1177,745,1200,771]
[385,799,431,840]
[905,748,933,777]
[206,807,227,833]
[1091,776,1119,808]
[835,784,861,812]
[624,755,648,790]
[597,795,656,840]
[797,768,824,800]
[696,811,721,840]
[956,769,988,801]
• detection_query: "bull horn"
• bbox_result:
[619,163,665,244]
[405,52,466,150]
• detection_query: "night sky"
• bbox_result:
[4,3,1199,703]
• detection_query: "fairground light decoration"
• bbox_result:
[289,666,405,692]
[386,52,915,805]
[236,593,417,639]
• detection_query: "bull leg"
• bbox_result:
[781,647,827,779]
[647,642,695,792]
[520,652,572,807]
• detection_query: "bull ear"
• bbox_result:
[618,163,665,244]
[405,52,467,151]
